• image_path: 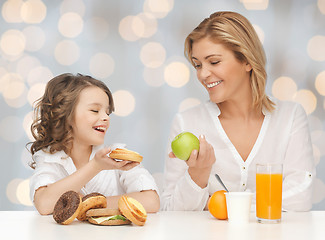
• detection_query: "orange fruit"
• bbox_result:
[208,190,228,220]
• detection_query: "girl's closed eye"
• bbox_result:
[211,61,220,65]
[91,110,99,113]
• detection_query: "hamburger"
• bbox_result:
[86,195,147,226]
[87,208,131,226]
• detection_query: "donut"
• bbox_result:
[77,192,107,221]
[53,190,82,225]
[109,148,143,163]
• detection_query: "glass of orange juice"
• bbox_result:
[256,164,283,223]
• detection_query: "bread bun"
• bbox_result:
[77,192,107,221]
[109,148,143,163]
[118,195,147,226]
[53,190,82,225]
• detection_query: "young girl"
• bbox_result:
[29,73,160,215]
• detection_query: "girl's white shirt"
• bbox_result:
[161,99,315,211]
[30,144,159,201]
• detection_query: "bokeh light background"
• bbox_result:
[1,0,325,211]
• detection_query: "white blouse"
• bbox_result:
[161,99,315,211]
[30,144,159,202]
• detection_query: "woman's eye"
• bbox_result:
[194,64,201,69]
[91,110,98,113]
[211,61,220,65]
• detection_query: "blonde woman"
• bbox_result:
[162,11,314,211]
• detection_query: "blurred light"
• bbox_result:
[21,0,46,24]
[0,29,25,57]
[58,12,84,38]
[22,26,46,52]
[178,98,201,112]
[0,72,22,94]
[242,0,269,10]
[253,24,265,44]
[27,66,52,86]
[307,35,325,61]
[293,89,317,115]
[134,13,157,38]
[140,42,166,68]
[16,55,41,78]
[23,111,34,141]
[60,0,85,16]
[16,179,33,206]
[0,116,24,142]
[164,62,190,88]
[89,53,115,79]
[272,76,297,101]
[3,79,26,100]
[315,71,325,96]
[143,0,174,19]
[54,40,80,65]
[6,179,22,204]
[27,83,46,107]
[143,67,165,87]
[119,15,141,41]
[85,17,109,42]
[1,0,23,23]
[318,0,325,14]
[112,90,136,117]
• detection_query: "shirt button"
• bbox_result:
[243,166,246,170]
[242,183,246,186]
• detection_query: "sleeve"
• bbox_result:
[282,104,315,211]
[161,114,209,211]
[118,165,159,195]
[29,154,67,202]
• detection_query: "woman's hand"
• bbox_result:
[93,147,139,171]
[169,135,215,188]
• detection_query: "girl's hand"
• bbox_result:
[93,147,139,171]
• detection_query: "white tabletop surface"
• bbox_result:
[1,211,324,240]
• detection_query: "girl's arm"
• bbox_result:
[106,190,160,213]
[34,148,138,215]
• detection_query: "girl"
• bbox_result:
[29,73,160,215]
[162,11,314,211]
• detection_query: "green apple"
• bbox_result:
[171,132,200,160]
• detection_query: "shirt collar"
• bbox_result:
[204,100,271,117]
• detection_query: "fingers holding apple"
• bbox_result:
[187,135,216,169]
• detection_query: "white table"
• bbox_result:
[1,211,324,240]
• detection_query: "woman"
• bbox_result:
[161,11,314,211]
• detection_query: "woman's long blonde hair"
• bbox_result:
[28,73,114,168]
[184,11,275,112]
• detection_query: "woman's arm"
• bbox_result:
[282,104,315,211]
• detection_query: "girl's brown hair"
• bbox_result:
[28,73,114,168]
[184,11,275,112]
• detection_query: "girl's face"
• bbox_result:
[191,37,252,104]
[71,86,110,147]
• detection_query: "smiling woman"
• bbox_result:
[162,11,315,212]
